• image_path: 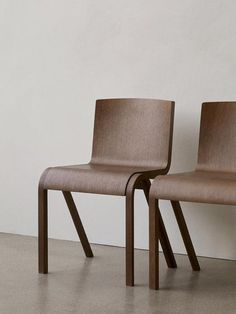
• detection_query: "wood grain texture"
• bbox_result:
[38,98,175,286]
[151,102,236,205]
[62,191,93,258]
[142,179,177,269]
[40,99,175,196]
[171,201,200,271]
[38,187,48,274]
[149,198,159,290]
[149,102,236,289]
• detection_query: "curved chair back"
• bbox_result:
[197,102,236,172]
[91,98,175,173]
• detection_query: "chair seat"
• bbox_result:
[41,163,159,196]
[150,170,236,205]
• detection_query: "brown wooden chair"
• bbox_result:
[149,101,236,289]
[39,98,178,286]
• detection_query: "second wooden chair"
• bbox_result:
[149,101,236,289]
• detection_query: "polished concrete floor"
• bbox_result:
[0,234,236,314]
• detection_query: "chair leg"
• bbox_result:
[62,191,93,258]
[142,180,177,269]
[149,198,159,290]
[38,187,48,273]
[126,188,135,286]
[171,200,200,271]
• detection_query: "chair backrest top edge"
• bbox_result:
[96,98,174,103]
[202,101,236,106]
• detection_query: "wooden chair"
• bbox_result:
[39,98,178,286]
[149,101,236,289]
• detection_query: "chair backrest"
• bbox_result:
[197,102,236,172]
[91,98,175,172]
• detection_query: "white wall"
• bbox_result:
[1,0,236,260]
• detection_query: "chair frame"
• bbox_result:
[149,199,200,289]
[38,98,198,286]
[39,174,179,286]
[149,102,236,289]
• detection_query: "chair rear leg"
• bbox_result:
[62,191,93,258]
[38,187,48,273]
[142,180,177,269]
[171,200,200,271]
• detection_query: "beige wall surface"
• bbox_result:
[1,0,236,259]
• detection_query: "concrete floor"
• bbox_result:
[0,234,236,314]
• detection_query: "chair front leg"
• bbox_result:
[126,187,135,286]
[125,174,144,286]
[149,197,159,290]
[38,187,48,274]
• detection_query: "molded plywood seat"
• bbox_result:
[151,170,236,205]
[42,164,165,196]
[149,102,236,290]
